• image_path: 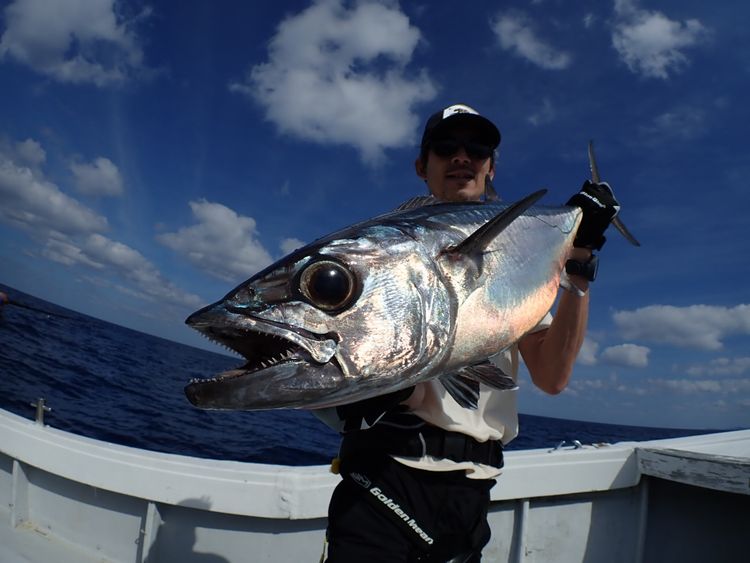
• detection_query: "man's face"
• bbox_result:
[415,125,495,203]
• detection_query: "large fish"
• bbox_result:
[185,190,581,411]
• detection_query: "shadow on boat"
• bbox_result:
[144,498,230,563]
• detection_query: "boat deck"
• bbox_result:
[1,408,748,562]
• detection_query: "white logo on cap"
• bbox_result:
[442,104,479,119]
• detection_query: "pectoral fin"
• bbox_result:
[440,361,518,409]
[460,360,518,391]
[440,373,481,409]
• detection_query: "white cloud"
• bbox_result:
[613,304,750,351]
[31,228,202,309]
[82,233,201,307]
[567,373,651,397]
[230,0,436,164]
[0,147,108,235]
[612,0,709,79]
[577,337,599,366]
[42,232,199,307]
[0,0,150,86]
[641,105,706,142]
[42,235,104,269]
[685,357,750,377]
[40,231,202,308]
[280,237,305,256]
[71,157,123,196]
[157,200,273,282]
[568,372,749,399]
[15,138,46,166]
[528,98,556,126]
[491,11,571,70]
[653,378,750,395]
[572,378,608,391]
[600,343,650,368]
[0,137,200,309]
[85,233,151,273]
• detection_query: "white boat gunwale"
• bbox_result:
[2,408,748,563]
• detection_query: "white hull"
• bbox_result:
[1,408,748,562]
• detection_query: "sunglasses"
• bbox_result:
[429,138,494,160]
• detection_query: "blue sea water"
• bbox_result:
[0,283,716,466]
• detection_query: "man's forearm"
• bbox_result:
[520,263,590,394]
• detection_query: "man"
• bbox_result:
[322,104,618,562]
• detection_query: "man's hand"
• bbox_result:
[566,180,620,250]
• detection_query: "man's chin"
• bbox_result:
[452,183,482,201]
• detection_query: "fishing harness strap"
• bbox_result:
[339,413,504,469]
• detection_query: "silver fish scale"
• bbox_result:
[407,204,580,370]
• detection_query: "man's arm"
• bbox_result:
[519,247,592,395]
[520,178,621,395]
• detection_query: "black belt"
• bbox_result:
[340,419,503,469]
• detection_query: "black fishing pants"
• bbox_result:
[324,455,495,562]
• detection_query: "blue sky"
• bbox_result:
[1,0,748,429]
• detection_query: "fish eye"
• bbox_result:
[298,260,357,312]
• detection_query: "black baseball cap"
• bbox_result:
[420,104,501,150]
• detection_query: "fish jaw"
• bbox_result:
[184,302,343,410]
[187,300,338,364]
[185,361,347,410]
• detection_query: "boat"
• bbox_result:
[1,406,748,562]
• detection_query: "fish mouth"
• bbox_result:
[195,326,310,374]
[185,310,344,410]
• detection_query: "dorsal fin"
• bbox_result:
[451,189,547,256]
[393,195,442,211]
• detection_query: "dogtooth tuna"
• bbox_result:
[184,188,587,411]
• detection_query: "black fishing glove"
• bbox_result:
[566,180,620,250]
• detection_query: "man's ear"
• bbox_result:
[415,157,427,179]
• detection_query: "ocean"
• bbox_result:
[0,283,715,466]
